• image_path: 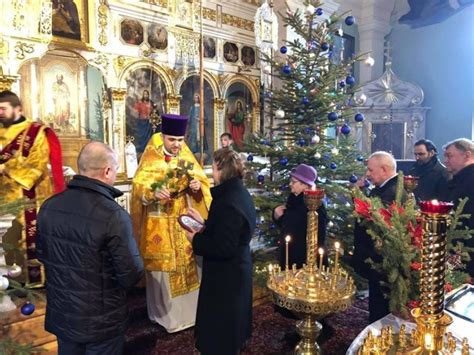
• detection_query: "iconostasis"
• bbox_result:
[0,0,261,184]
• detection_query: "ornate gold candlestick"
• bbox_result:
[268,188,355,354]
[357,200,471,354]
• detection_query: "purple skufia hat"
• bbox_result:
[290,164,317,187]
[161,114,188,136]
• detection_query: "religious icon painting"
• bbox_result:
[52,0,89,46]
[203,37,216,59]
[121,19,144,45]
[148,24,168,50]
[223,42,239,63]
[241,46,256,66]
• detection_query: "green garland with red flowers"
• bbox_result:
[353,172,473,316]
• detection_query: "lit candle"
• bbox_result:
[419,199,453,214]
[304,186,325,197]
[285,235,291,272]
[318,247,324,270]
[334,241,340,275]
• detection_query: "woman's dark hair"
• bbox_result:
[213,148,245,182]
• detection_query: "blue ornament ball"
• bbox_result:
[302,97,309,105]
[21,302,35,316]
[341,123,351,135]
[247,154,254,162]
[364,180,371,188]
[280,183,288,191]
[270,223,276,230]
[257,175,265,183]
[354,113,365,122]
[297,138,306,146]
[321,42,329,51]
[327,112,338,121]
[282,65,291,75]
[349,175,358,183]
[330,162,337,170]
[280,46,288,54]
[304,127,312,134]
[339,81,346,88]
[345,75,355,85]
[323,153,331,161]
[279,157,289,166]
[357,155,365,162]
[316,7,323,16]
[345,15,355,26]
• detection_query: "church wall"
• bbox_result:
[387,5,474,149]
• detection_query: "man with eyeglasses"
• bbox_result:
[442,138,474,277]
[408,139,448,200]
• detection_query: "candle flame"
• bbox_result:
[431,199,439,205]
[318,247,324,255]
[311,185,316,191]
[335,241,340,249]
[285,235,291,243]
[268,264,273,272]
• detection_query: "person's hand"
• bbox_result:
[155,188,171,200]
[188,207,204,224]
[189,179,201,193]
[185,229,196,243]
[273,205,286,220]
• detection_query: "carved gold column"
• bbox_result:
[253,102,260,133]
[166,94,181,114]
[110,88,127,176]
[97,0,109,46]
[214,97,226,148]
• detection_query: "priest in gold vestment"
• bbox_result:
[0,90,64,287]
[131,114,211,333]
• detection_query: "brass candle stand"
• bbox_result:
[267,188,355,354]
[357,201,471,354]
[403,175,419,200]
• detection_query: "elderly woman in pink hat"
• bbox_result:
[273,164,327,269]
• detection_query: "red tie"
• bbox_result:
[165,154,172,163]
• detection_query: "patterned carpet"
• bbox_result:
[124,288,370,354]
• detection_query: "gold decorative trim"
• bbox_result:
[111,88,127,101]
[98,0,109,46]
[222,14,254,32]
[92,53,109,71]
[142,0,168,7]
[167,94,181,110]
[14,41,34,60]
[214,98,225,110]
[0,74,19,92]
[0,37,8,59]
[203,7,217,22]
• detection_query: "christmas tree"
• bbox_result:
[247,2,366,262]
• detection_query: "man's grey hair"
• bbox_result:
[77,142,118,175]
[369,151,397,172]
[442,138,474,155]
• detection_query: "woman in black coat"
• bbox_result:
[186,148,256,355]
[273,164,327,269]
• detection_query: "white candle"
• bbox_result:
[285,235,291,272]
[334,241,340,275]
[318,247,324,270]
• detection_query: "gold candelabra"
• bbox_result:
[267,188,355,354]
[357,200,471,354]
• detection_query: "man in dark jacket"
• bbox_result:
[409,139,448,201]
[37,142,144,355]
[352,151,404,322]
[442,138,474,277]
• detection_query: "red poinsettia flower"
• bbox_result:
[410,261,422,271]
[407,300,420,309]
[389,201,405,215]
[408,221,423,249]
[378,208,392,227]
[444,283,453,293]
[164,154,172,163]
[354,198,372,220]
